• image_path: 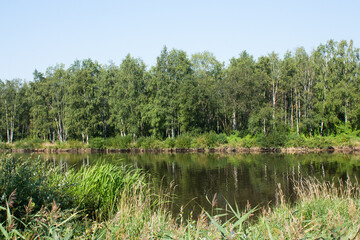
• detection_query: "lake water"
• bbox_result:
[13,152,360,218]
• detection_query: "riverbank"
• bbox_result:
[2,132,360,154]
[1,154,359,239]
[4,145,360,154]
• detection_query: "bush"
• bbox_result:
[14,138,44,149]
[175,135,192,148]
[241,134,257,148]
[56,139,87,149]
[164,137,176,148]
[0,154,74,221]
[216,133,228,145]
[285,133,306,147]
[304,135,332,148]
[0,142,11,150]
[193,135,207,148]
[135,136,163,149]
[257,131,288,148]
[227,134,241,147]
[88,137,105,149]
[205,132,218,148]
[106,135,133,149]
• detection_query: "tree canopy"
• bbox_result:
[0,40,359,143]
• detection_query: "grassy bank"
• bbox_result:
[1,154,360,239]
[2,130,360,152]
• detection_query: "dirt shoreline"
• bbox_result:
[3,146,360,154]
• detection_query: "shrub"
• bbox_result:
[0,142,11,150]
[285,133,306,147]
[227,134,241,147]
[175,135,192,148]
[0,154,74,221]
[60,139,87,149]
[88,137,105,149]
[216,133,228,145]
[106,135,133,149]
[241,134,257,148]
[192,134,206,148]
[14,138,44,149]
[205,132,218,148]
[164,137,176,148]
[256,131,288,147]
[135,136,162,149]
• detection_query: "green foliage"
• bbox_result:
[1,40,360,145]
[304,135,333,148]
[13,138,44,149]
[105,135,133,149]
[205,132,218,147]
[65,162,146,220]
[257,131,288,148]
[135,136,165,149]
[56,139,87,149]
[0,154,74,221]
[216,133,228,145]
[88,137,106,149]
[175,135,192,148]
[164,137,176,148]
[285,133,306,147]
[0,154,156,239]
[0,142,11,150]
[192,134,207,148]
[241,134,258,148]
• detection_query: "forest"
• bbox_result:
[0,39,359,144]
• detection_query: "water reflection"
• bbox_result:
[12,153,360,218]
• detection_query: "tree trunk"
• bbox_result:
[291,90,294,129]
[263,118,266,135]
[232,106,236,131]
[295,88,299,136]
[284,93,287,125]
[171,118,175,138]
[345,100,348,124]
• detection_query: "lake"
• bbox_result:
[13,152,360,218]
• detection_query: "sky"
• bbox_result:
[0,0,359,81]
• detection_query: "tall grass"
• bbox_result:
[254,177,360,239]
[66,162,147,220]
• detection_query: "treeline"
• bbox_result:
[0,39,359,143]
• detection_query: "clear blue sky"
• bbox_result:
[1,0,359,81]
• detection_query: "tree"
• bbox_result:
[1,79,23,143]
[145,47,192,138]
[109,54,146,138]
[66,59,102,143]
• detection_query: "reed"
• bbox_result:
[254,177,360,239]
[65,162,147,221]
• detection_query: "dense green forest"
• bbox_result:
[0,39,359,144]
